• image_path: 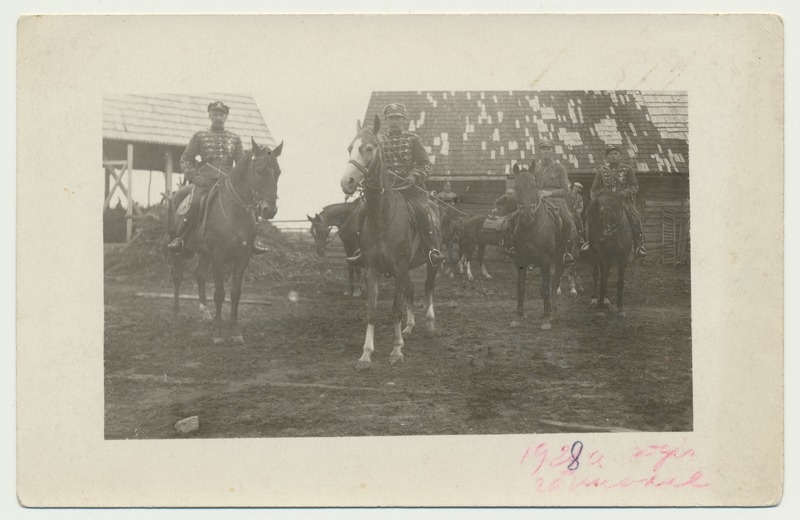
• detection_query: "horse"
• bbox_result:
[340,115,438,369]
[456,192,517,281]
[586,190,633,316]
[509,162,567,330]
[168,138,284,345]
[307,200,363,297]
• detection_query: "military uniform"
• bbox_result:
[181,128,244,188]
[349,103,444,265]
[532,159,577,258]
[590,157,645,251]
[168,101,250,252]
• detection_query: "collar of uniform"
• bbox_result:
[209,126,227,134]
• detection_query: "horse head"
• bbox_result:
[341,114,382,196]
[512,161,539,221]
[245,138,284,220]
[307,212,329,257]
[591,191,625,242]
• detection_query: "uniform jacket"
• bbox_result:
[379,130,431,185]
[532,160,570,200]
[590,162,639,201]
[180,127,244,187]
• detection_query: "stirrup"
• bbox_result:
[581,242,590,252]
[251,241,269,256]
[563,252,575,266]
[504,247,516,258]
[166,237,184,252]
[428,248,446,266]
[346,249,364,265]
[636,245,648,258]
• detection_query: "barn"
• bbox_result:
[102,93,275,242]
[362,91,689,263]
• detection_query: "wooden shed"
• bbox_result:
[102,93,275,242]
[363,90,689,263]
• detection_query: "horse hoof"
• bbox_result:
[201,310,213,322]
[570,289,578,296]
[467,276,474,282]
[390,353,404,365]
[213,337,225,345]
[353,289,362,298]
[604,298,611,305]
[448,273,454,279]
[229,335,244,345]
[510,320,522,328]
[401,326,414,337]
[590,298,598,306]
[423,326,435,339]
[618,310,627,318]
[343,290,352,296]
[556,287,562,295]
[354,360,372,371]
[484,275,493,280]
[541,322,552,331]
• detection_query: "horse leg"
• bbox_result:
[568,267,578,295]
[170,254,184,320]
[597,259,611,315]
[390,269,408,364]
[511,263,527,327]
[211,260,226,345]
[575,269,584,293]
[402,277,416,337]
[356,268,379,370]
[591,259,599,306]
[616,260,627,317]
[352,266,363,298]
[479,243,492,279]
[228,257,248,345]
[196,255,213,321]
[423,262,437,338]
[541,261,553,330]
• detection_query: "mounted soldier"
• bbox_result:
[531,139,577,266]
[346,103,446,266]
[167,101,268,255]
[588,144,647,257]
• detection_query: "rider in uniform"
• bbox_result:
[346,103,446,266]
[588,144,648,257]
[531,139,577,266]
[167,101,268,255]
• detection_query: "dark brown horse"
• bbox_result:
[509,162,566,329]
[586,190,633,316]
[168,139,283,345]
[457,194,517,281]
[340,116,438,369]
[308,200,363,297]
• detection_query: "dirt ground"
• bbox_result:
[104,243,692,439]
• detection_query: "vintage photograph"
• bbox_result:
[103,90,692,439]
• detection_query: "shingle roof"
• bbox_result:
[103,93,275,149]
[363,91,688,177]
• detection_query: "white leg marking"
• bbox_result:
[466,260,474,280]
[359,324,375,364]
[481,263,492,279]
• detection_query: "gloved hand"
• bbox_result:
[404,174,418,186]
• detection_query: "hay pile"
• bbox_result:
[104,206,324,285]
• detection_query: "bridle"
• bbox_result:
[348,131,410,194]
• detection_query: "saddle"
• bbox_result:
[173,180,223,236]
[481,215,511,246]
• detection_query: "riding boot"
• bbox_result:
[627,209,647,258]
[167,215,194,252]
